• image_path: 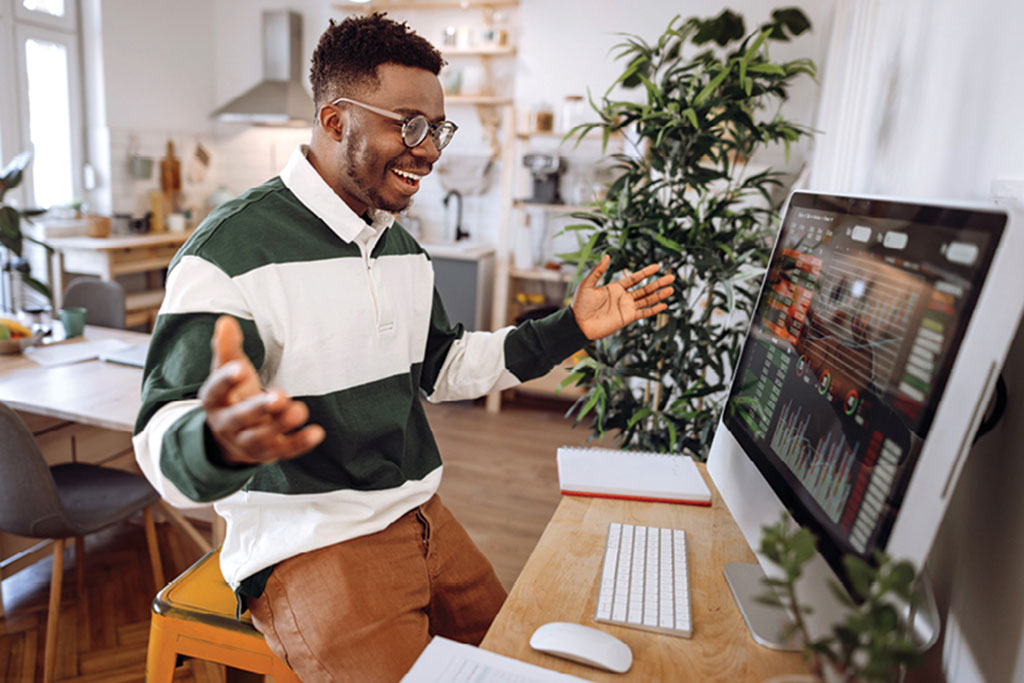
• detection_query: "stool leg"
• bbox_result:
[145,617,179,682]
[75,536,86,598]
[143,506,165,592]
[43,538,65,683]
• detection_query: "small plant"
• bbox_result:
[759,515,923,682]
[0,151,53,309]
[558,8,817,457]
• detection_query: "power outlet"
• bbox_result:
[990,177,1024,205]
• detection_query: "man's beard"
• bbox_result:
[343,140,411,213]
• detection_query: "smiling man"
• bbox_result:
[133,13,674,682]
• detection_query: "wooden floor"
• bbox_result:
[0,398,602,681]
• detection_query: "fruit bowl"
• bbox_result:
[0,331,44,354]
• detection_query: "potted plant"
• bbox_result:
[759,516,928,683]
[0,151,53,312]
[559,8,816,457]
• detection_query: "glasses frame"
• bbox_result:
[330,97,458,151]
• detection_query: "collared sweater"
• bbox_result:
[133,146,587,589]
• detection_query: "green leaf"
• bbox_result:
[0,206,24,256]
[23,274,52,301]
[748,63,786,75]
[741,29,770,65]
[558,371,585,393]
[627,407,653,429]
[695,66,730,106]
[682,107,699,129]
[651,232,684,253]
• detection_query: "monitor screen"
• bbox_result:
[723,192,1006,585]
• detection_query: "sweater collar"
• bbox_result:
[279,144,394,244]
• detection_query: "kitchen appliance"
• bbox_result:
[522,154,564,204]
[211,10,314,125]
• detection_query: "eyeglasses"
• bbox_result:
[331,97,458,151]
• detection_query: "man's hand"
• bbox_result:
[571,254,676,340]
[198,315,325,466]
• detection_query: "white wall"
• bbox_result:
[93,0,832,245]
[808,1,1024,681]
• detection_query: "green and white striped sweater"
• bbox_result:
[133,146,587,590]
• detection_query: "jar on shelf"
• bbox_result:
[560,95,586,134]
[531,103,554,134]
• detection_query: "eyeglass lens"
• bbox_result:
[403,116,456,150]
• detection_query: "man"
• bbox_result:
[134,13,674,682]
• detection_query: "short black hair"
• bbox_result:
[310,13,445,107]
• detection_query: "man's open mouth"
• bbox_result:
[392,168,424,187]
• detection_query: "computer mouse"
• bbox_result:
[528,621,633,673]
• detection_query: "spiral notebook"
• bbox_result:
[556,447,712,506]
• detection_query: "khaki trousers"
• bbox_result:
[247,494,507,682]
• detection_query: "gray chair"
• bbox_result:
[0,401,164,683]
[62,277,126,329]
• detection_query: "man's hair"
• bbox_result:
[310,13,445,107]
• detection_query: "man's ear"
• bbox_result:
[318,102,345,142]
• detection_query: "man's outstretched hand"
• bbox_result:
[198,315,325,466]
[571,255,675,340]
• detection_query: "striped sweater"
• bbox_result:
[133,146,587,589]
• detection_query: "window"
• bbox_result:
[1,0,82,208]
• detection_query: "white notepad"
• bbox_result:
[556,447,712,506]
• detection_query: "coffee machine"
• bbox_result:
[522,153,565,204]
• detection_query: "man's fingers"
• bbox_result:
[234,424,326,463]
[582,254,611,288]
[618,262,662,289]
[199,361,248,408]
[634,285,675,310]
[635,302,669,319]
[630,274,676,298]
[212,315,247,368]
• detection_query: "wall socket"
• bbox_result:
[990,177,1024,205]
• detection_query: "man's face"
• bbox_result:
[334,63,446,214]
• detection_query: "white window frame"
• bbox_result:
[14,0,77,33]
[13,20,84,206]
[1,0,84,208]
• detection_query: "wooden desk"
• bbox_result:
[48,231,193,328]
[480,466,809,682]
[0,327,214,605]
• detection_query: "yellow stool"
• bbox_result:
[146,547,300,682]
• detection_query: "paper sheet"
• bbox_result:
[401,637,595,683]
[24,338,131,366]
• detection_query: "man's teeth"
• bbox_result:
[392,169,423,181]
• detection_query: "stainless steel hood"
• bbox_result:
[212,10,314,126]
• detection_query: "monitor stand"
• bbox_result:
[723,562,803,651]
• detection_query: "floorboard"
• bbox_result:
[0,399,600,680]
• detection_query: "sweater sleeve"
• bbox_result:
[420,287,589,402]
[133,255,265,506]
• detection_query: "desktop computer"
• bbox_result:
[707,191,1024,646]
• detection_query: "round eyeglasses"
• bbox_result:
[331,97,458,151]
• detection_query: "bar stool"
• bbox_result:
[146,547,299,682]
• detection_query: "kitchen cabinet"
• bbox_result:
[425,243,495,331]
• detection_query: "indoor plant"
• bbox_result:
[759,516,925,682]
[0,151,52,311]
[559,8,816,457]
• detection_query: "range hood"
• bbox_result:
[212,10,314,126]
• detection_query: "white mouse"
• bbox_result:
[529,621,633,673]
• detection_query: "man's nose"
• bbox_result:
[411,135,441,163]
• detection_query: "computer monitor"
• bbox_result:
[707,190,1024,644]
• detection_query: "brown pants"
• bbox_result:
[247,495,507,682]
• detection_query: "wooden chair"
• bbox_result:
[62,276,127,329]
[146,547,299,682]
[0,401,164,683]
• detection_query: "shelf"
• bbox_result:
[510,266,573,283]
[444,46,516,57]
[513,199,595,212]
[446,95,513,106]
[352,1,520,10]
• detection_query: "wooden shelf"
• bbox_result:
[352,0,520,9]
[513,199,594,212]
[444,46,516,57]
[510,266,573,283]
[446,95,513,106]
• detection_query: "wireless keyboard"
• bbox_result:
[594,522,692,638]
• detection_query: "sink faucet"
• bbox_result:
[443,190,469,242]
